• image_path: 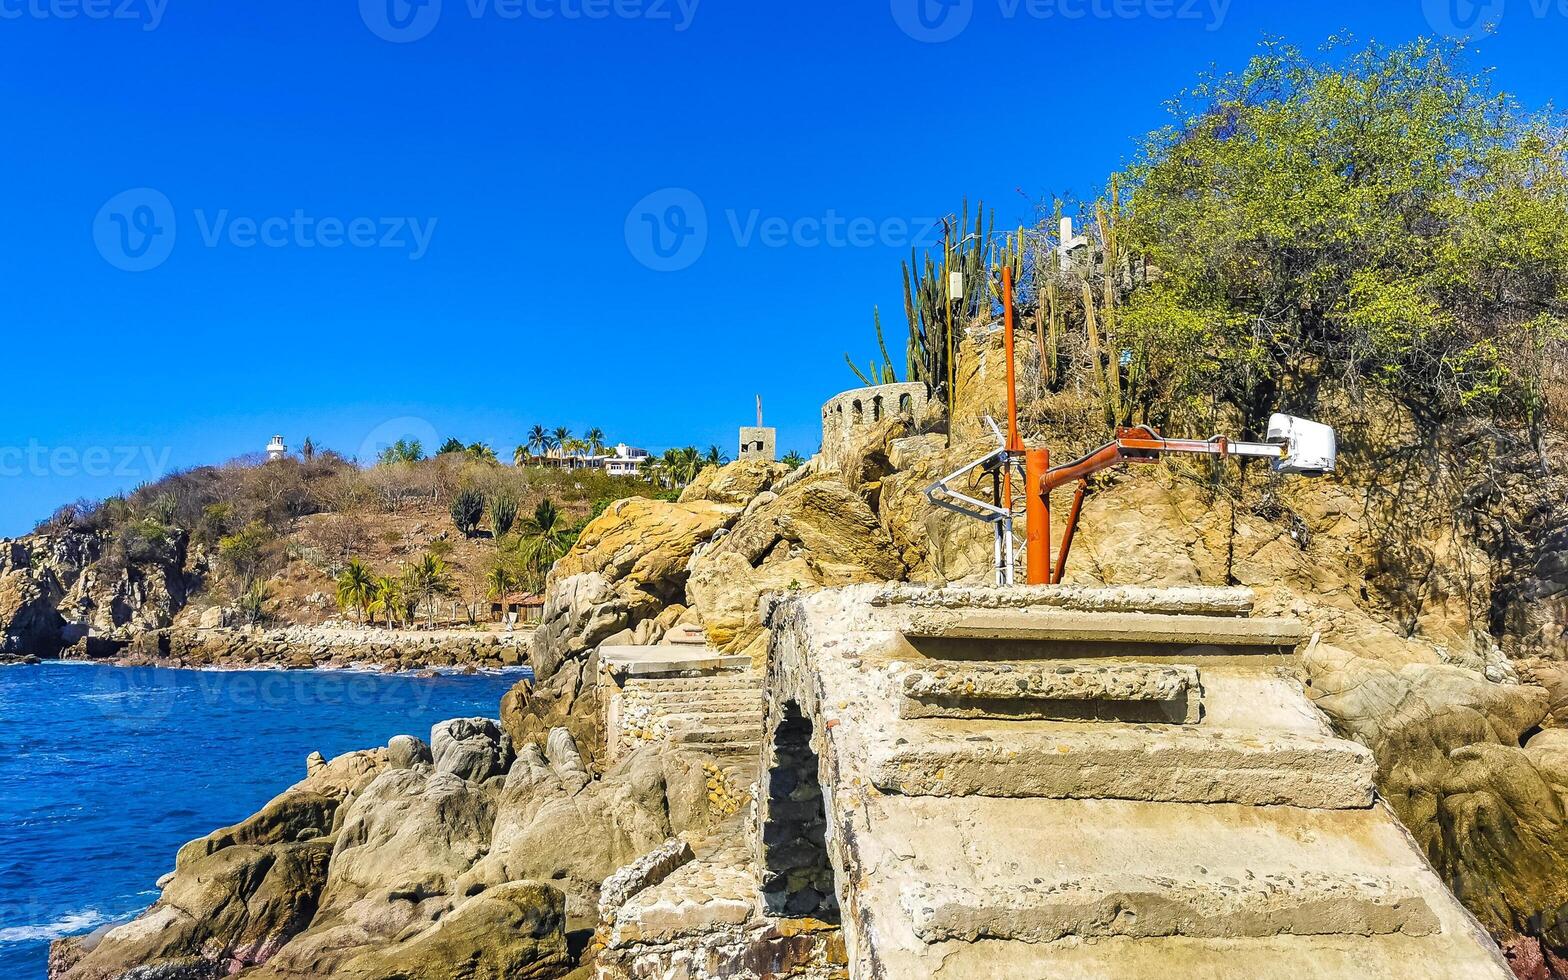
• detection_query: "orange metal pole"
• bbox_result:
[1025,448,1051,585]
[1002,264,1019,511]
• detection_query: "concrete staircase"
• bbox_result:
[598,645,766,776]
[757,584,1512,979]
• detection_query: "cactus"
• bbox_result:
[846,306,900,386]
[901,199,998,406]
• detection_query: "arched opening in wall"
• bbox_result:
[760,701,838,922]
[899,393,913,415]
[872,396,883,421]
[851,400,863,423]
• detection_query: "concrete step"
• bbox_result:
[864,720,1374,808]
[894,610,1303,662]
[667,723,763,745]
[674,741,762,759]
[894,661,1200,724]
[903,871,1437,943]
[634,692,765,709]
[624,675,761,694]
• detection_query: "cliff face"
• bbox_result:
[518,366,1568,974]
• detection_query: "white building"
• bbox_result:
[266,435,287,462]
[603,444,651,477]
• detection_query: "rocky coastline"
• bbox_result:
[104,625,531,673]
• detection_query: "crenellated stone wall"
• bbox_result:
[820,383,929,464]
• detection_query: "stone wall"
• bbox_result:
[758,701,838,920]
[820,383,929,465]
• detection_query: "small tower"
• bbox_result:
[739,395,776,463]
[266,435,287,462]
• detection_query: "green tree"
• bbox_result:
[406,552,451,628]
[450,488,485,537]
[781,450,806,469]
[704,445,729,468]
[551,427,572,456]
[369,575,403,629]
[512,444,530,466]
[218,521,273,591]
[1114,37,1568,437]
[437,438,466,455]
[378,438,424,465]
[516,498,571,577]
[465,443,499,464]
[585,428,607,456]
[336,558,376,625]
[237,583,270,626]
[527,425,550,457]
[490,492,519,538]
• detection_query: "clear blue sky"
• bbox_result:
[0,0,1562,535]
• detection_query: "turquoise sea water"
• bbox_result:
[0,662,527,978]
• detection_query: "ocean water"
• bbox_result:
[0,662,529,978]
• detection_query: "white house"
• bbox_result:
[603,444,651,476]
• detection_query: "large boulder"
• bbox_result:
[0,567,64,655]
[430,717,514,783]
[679,457,791,506]
[686,479,903,665]
[1305,640,1568,962]
[47,749,387,980]
[457,741,719,918]
[532,498,739,679]
[319,881,570,980]
[52,839,335,980]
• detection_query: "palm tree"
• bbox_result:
[704,445,729,468]
[336,558,375,625]
[676,446,702,485]
[517,499,571,576]
[585,427,606,457]
[781,450,806,469]
[527,425,549,457]
[551,427,572,458]
[484,563,515,621]
[405,552,451,628]
[369,575,403,629]
[465,443,498,464]
[513,444,529,467]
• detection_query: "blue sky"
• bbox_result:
[0,0,1562,534]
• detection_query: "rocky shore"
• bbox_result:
[101,626,531,672]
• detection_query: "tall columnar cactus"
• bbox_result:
[846,306,900,386]
[901,200,997,406]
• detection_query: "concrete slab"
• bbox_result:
[890,608,1305,649]
[869,583,1257,616]
[893,660,1200,723]
[600,645,752,677]
[904,871,1437,942]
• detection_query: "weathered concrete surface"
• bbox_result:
[869,582,1257,615]
[893,661,1200,723]
[759,584,1511,979]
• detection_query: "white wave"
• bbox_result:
[0,908,110,943]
